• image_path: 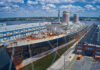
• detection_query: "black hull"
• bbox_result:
[7,26,88,61]
[0,47,16,70]
[0,26,88,70]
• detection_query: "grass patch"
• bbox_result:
[20,42,74,70]
[0,45,3,49]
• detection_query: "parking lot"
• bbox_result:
[70,56,100,70]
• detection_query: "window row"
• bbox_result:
[0,26,46,37]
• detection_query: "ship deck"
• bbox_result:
[7,34,66,48]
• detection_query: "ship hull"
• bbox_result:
[0,47,16,70]
[1,26,88,70]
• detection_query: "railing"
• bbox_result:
[0,26,47,42]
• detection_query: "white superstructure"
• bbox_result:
[0,22,51,43]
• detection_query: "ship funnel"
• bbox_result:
[73,14,79,23]
[62,11,70,24]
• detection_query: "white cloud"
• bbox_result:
[0,2,4,5]
[42,3,56,10]
[0,0,24,3]
[42,5,50,10]
[63,0,77,3]
[92,0,100,3]
[85,5,96,10]
[47,4,56,8]
[60,4,84,12]
[28,0,38,4]
[8,0,24,3]
[38,0,59,4]
[79,0,100,4]
[37,0,79,4]
[13,5,20,8]
[96,6,100,9]
[42,0,100,4]
[3,6,11,10]
[38,0,99,4]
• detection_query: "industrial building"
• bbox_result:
[75,24,100,59]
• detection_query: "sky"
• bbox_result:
[0,0,100,18]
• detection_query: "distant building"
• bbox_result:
[73,14,79,23]
[62,11,70,24]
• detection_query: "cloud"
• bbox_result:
[42,5,50,10]
[37,0,100,4]
[0,0,24,3]
[7,0,24,3]
[42,3,56,10]
[27,0,38,4]
[0,0,99,18]
[60,4,84,12]
[38,0,59,4]
[62,0,77,3]
[47,4,56,8]
[0,1,4,5]
[79,0,100,4]
[85,5,96,10]
[2,6,11,10]
[96,6,100,9]
[13,5,20,8]
[0,2,21,13]
[92,0,100,3]
[8,0,24,3]
[38,0,80,5]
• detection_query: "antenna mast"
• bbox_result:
[58,10,60,23]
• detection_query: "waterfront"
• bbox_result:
[0,20,51,25]
[0,20,100,26]
[81,20,100,25]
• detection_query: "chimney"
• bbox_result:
[62,11,70,24]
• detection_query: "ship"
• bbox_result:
[0,11,88,70]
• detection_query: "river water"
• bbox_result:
[0,20,100,26]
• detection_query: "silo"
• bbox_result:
[73,14,79,23]
[62,11,70,24]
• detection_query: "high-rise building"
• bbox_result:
[62,11,70,24]
[73,14,79,23]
